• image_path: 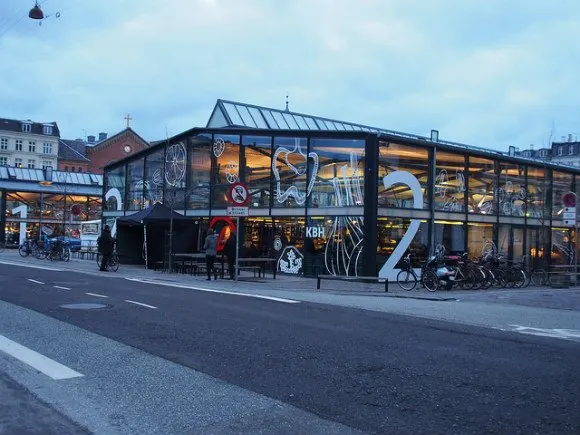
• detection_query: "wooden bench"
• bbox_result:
[316,275,389,292]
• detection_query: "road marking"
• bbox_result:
[27,279,45,285]
[507,324,580,342]
[125,278,301,304]
[0,260,62,272]
[54,286,71,290]
[125,300,158,309]
[86,292,108,298]
[0,334,83,380]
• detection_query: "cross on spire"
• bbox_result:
[124,113,132,128]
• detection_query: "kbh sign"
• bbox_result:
[306,226,325,238]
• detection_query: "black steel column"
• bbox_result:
[363,135,379,276]
[428,147,436,255]
[0,190,6,244]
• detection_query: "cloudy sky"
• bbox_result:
[1,0,579,150]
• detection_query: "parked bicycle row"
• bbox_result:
[396,247,549,292]
[18,238,71,262]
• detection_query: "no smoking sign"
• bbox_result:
[228,182,249,206]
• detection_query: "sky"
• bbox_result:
[0,0,579,151]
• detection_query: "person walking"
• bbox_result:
[203,228,219,280]
[223,232,237,280]
[97,225,114,272]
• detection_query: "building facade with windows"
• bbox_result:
[0,166,102,246]
[0,118,59,170]
[103,99,580,278]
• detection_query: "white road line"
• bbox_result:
[0,334,83,380]
[0,260,62,272]
[125,278,300,304]
[27,279,45,285]
[506,324,580,342]
[54,286,71,290]
[125,300,158,309]
[86,292,108,298]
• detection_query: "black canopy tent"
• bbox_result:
[116,203,195,268]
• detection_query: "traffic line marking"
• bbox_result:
[125,300,158,309]
[0,334,83,380]
[27,279,45,285]
[86,292,108,298]
[0,260,62,271]
[125,278,301,304]
[54,286,71,290]
[507,324,580,341]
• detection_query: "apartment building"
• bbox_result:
[0,118,60,169]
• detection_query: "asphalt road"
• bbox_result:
[0,263,579,434]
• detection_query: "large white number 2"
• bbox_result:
[105,188,122,236]
[12,204,28,245]
[378,171,423,281]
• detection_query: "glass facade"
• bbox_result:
[102,127,580,279]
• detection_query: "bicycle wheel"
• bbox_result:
[109,255,119,272]
[422,269,439,292]
[397,270,417,291]
[18,244,30,257]
[62,248,70,262]
[96,254,102,269]
[531,269,547,286]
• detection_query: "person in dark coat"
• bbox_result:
[203,228,219,280]
[223,232,237,280]
[97,225,114,271]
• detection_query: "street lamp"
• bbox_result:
[28,2,44,20]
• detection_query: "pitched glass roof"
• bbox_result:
[0,167,103,185]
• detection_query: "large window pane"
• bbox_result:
[310,138,365,207]
[376,218,429,270]
[378,142,429,210]
[551,227,575,265]
[434,151,466,212]
[143,149,165,207]
[212,135,240,208]
[125,158,144,211]
[552,171,574,218]
[467,222,495,259]
[433,221,465,255]
[105,165,125,211]
[498,162,525,216]
[189,134,212,209]
[468,156,496,215]
[272,137,308,208]
[164,142,187,210]
[526,167,547,220]
[241,135,271,207]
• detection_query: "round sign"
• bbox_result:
[228,182,249,206]
[563,192,577,208]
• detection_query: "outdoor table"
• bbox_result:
[218,256,278,279]
[172,253,208,275]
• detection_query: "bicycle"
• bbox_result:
[48,240,70,262]
[96,250,119,272]
[396,253,418,291]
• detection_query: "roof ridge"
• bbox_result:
[59,139,90,161]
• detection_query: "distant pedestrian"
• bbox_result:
[203,228,219,280]
[223,232,237,280]
[97,225,114,272]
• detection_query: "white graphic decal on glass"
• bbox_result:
[225,161,239,184]
[213,137,225,157]
[272,139,319,205]
[105,187,122,236]
[278,246,304,274]
[378,171,424,281]
[165,143,186,186]
[324,152,364,277]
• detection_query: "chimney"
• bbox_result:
[568,134,573,142]
[87,135,95,144]
[98,132,107,141]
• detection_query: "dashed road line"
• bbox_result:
[27,279,45,285]
[0,334,83,380]
[125,278,301,304]
[125,300,158,309]
[54,286,71,290]
[86,292,108,298]
[0,260,62,271]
